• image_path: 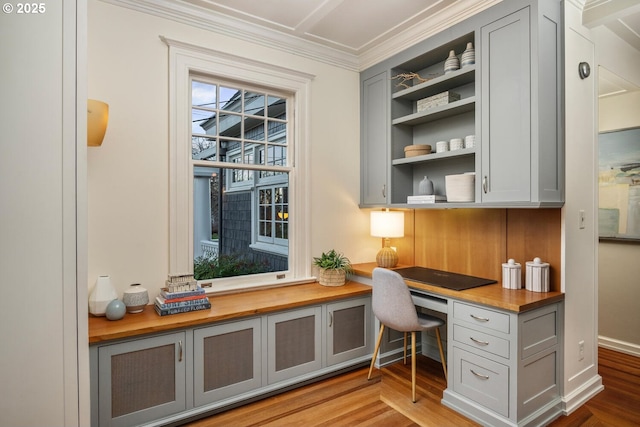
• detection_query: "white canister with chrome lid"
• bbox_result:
[526,257,550,292]
[502,259,522,289]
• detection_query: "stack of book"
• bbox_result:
[407,194,447,204]
[165,274,198,293]
[154,285,211,316]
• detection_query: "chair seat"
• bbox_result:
[417,313,445,330]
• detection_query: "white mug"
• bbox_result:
[450,138,464,150]
[464,135,475,148]
[436,141,449,153]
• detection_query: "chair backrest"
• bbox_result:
[372,267,421,332]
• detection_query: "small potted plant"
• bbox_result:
[313,249,353,286]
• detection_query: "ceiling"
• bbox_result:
[600,10,640,97]
[106,0,640,93]
[103,0,500,70]
[177,0,490,54]
[582,0,640,97]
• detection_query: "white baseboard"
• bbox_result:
[561,374,603,415]
[598,336,640,357]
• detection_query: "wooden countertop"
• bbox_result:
[89,281,372,344]
[352,262,564,313]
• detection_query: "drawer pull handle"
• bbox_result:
[470,337,489,346]
[329,312,333,327]
[470,314,490,322]
[178,340,183,362]
[471,369,490,380]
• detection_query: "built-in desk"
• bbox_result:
[352,262,565,427]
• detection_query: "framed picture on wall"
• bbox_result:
[598,126,640,242]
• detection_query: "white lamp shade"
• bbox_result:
[370,210,404,238]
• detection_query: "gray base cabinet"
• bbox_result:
[267,306,323,384]
[326,297,373,366]
[443,301,563,427]
[92,332,187,427]
[90,296,372,427]
[359,0,563,208]
[193,318,262,407]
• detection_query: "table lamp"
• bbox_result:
[370,209,404,268]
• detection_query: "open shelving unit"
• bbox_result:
[388,32,478,206]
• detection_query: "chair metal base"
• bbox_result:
[367,323,447,403]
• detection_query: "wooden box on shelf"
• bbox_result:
[417,91,460,112]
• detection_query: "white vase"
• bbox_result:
[89,275,118,316]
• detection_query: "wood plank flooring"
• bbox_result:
[183,347,640,427]
[548,347,640,427]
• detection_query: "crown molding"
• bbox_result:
[99,0,498,72]
[357,0,501,70]
[99,0,361,71]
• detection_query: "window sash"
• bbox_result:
[166,37,314,292]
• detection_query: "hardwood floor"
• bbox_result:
[548,347,640,427]
[183,347,640,427]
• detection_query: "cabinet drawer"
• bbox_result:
[452,324,509,359]
[453,346,509,417]
[453,301,510,334]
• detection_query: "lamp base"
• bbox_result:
[376,246,398,268]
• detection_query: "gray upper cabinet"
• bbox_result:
[480,2,563,205]
[360,71,389,206]
[359,0,563,208]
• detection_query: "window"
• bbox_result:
[165,37,314,293]
[191,77,290,266]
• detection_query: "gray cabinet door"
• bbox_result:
[193,318,262,406]
[267,306,322,384]
[361,71,389,206]
[481,7,531,203]
[97,332,186,427]
[326,297,372,365]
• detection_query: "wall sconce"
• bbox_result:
[87,99,109,146]
[370,208,404,268]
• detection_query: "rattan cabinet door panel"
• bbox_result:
[326,297,372,366]
[97,332,186,427]
[193,318,262,406]
[267,306,322,384]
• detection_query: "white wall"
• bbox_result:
[561,2,603,413]
[0,1,87,426]
[87,0,375,299]
[595,27,640,355]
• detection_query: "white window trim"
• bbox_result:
[163,36,315,293]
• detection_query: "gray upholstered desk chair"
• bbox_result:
[367,267,447,402]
